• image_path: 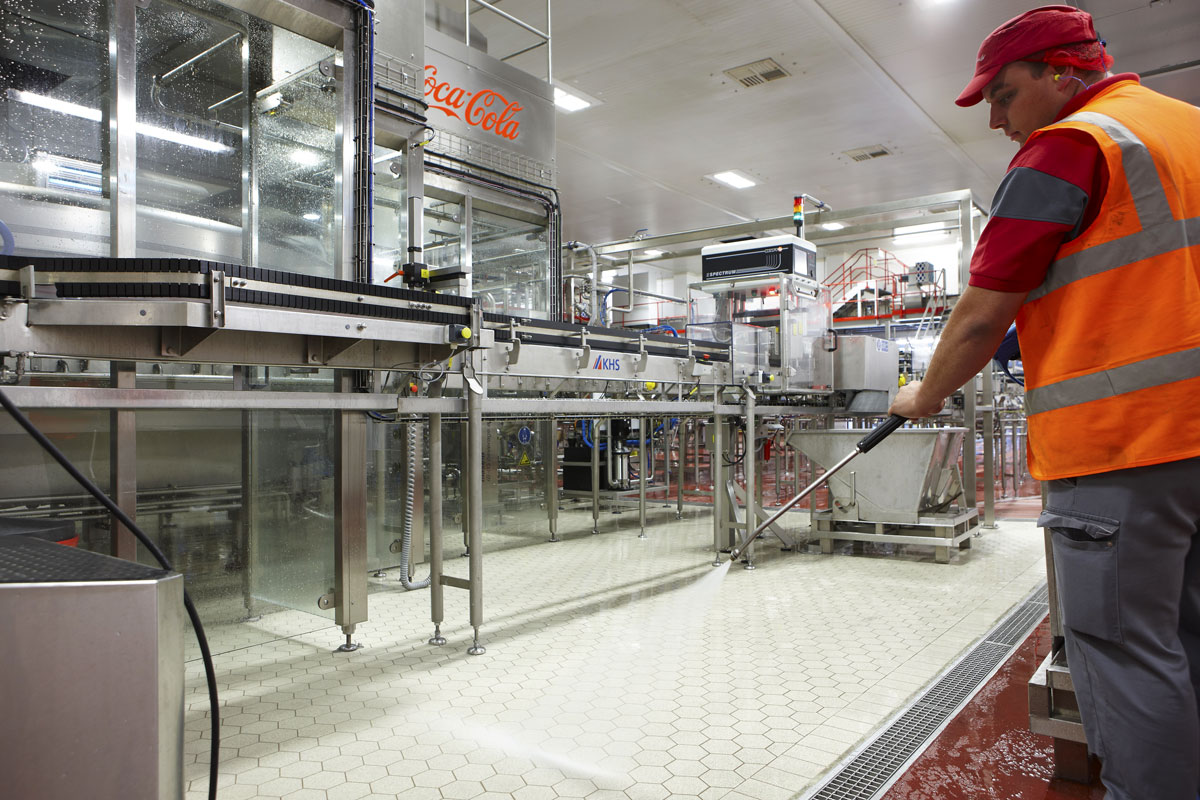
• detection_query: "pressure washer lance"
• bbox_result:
[725,414,909,564]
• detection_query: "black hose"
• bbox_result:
[0,387,220,800]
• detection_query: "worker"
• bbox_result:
[888,5,1200,799]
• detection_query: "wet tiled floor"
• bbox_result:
[184,505,1047,799]
[880,618,1105,800]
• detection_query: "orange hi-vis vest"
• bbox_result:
[1017,80,1200,480]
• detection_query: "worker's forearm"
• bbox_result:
[915,318,1005,406]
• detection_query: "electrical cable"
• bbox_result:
[422,149,561,208]
[599,288,626,327]
[0,219,15,256]
[0,386,221,800]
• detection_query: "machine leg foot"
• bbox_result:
[428,625,446,646]
[335,628,362,653]
[820,538,833,555]
[743,562,756,570]
[675,512,683,520]
[372,570,387,578]
[467,628,486,656]
[935,546,950,564]
[549,535,560,543]
[638,531,647,539]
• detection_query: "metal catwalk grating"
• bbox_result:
[797,582,1050,800]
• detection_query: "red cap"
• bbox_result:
[956,5,1100,107]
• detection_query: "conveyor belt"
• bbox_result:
[0,255,728,361]
[0,255,472,308]
[482,312,727,362]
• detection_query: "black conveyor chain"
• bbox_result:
[0,255,728,361]
[0,255,471,308]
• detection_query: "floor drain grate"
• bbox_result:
[795,582,1050,800]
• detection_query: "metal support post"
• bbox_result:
[638,417,647,538]
[959,195,980,516]
[963,375,978,512]
[662,416,671,508]
[462,194,474,297]
[981,367,996,528]
[109,362,137,561]
[334,375,368,652]
[675,418,685,519]
[466,362,485,655]
[591,417,600,534]
[998,420,1008,499]
[742,388,756,569]
[429,384,446,645]
[546,417,559,542]
[711,394,726,565]
[233,366,257,619]
[461,423,470,555]
[108,0,136,257]
[774,433,782,507]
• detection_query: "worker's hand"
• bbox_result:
[888,380,945,420]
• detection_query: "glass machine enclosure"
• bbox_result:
[0,0,363,634]
[688,273,833,393]
[1,0,348,274]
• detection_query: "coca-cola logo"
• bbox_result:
[424,64,523,141]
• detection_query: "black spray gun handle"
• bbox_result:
[855,414,908,454]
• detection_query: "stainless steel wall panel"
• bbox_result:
[424,28,555,166]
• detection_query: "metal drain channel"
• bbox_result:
[794,582,1050,800]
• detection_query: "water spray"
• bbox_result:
[723,414,908,564]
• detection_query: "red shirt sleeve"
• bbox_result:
[968,130,1107,292]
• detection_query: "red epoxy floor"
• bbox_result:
[881,618,1106,800]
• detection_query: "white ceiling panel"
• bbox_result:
[433,0,1200,248]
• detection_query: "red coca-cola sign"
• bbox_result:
[424,64,523,141]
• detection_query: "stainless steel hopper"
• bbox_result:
[788,427,967,524]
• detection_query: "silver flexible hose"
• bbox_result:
[399,421,431,590]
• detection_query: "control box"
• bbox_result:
[701,234,818,281]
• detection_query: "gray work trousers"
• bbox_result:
[1041,455,1200,800]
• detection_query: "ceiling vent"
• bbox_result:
[723,58,790,88]
[843,145,893,163]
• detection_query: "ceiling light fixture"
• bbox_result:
[642,249,666,258]
[711,171,756,189]
[821,222,846,231]
[553,87,590,112]
[302,212,321,221]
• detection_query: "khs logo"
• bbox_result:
[593,355,621,371]
[424,65,523,141]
